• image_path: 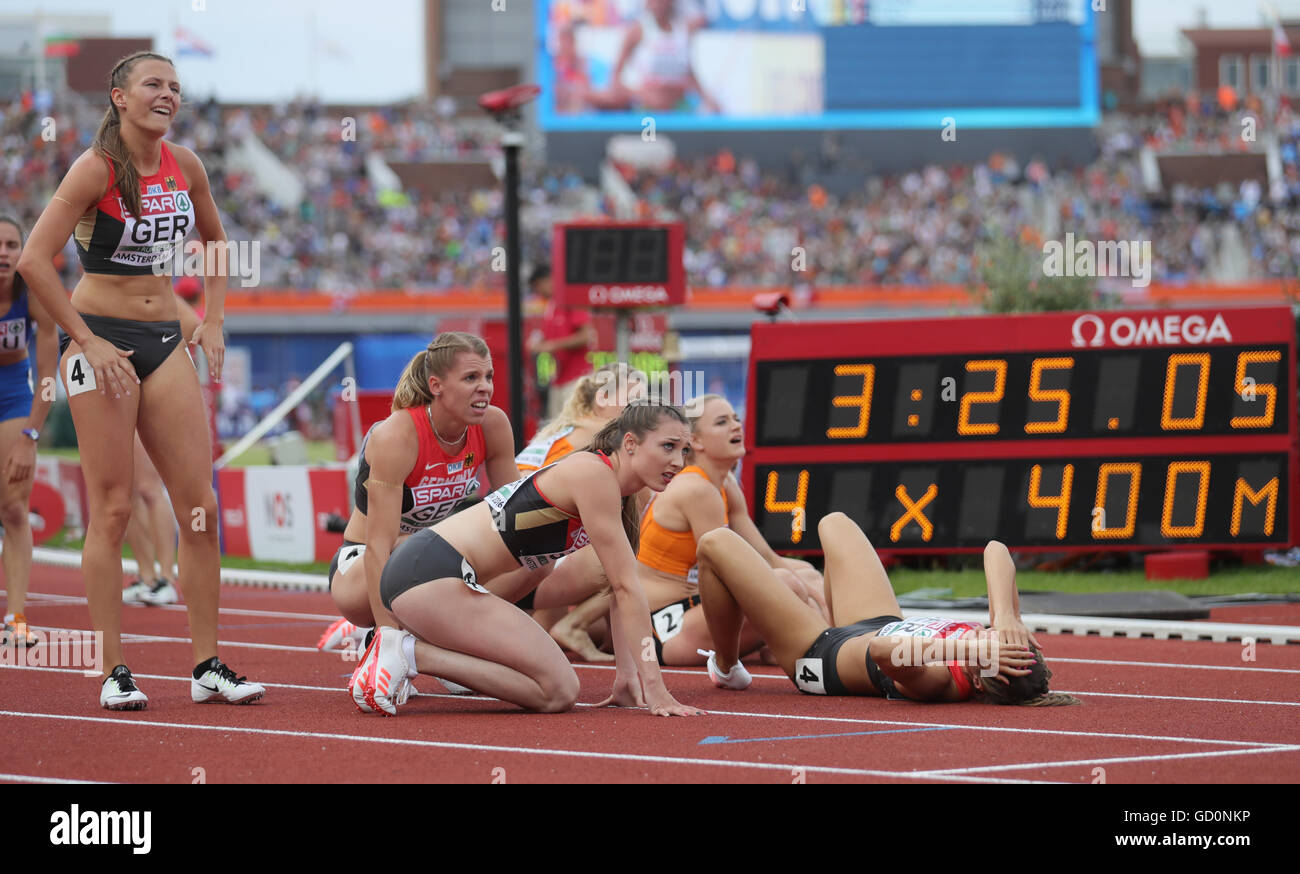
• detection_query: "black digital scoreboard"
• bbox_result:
[745,307,1297,553]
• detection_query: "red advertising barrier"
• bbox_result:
[218,466,349,563]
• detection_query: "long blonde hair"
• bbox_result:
[392,332,491,411]
[94,51,176,220]
[536,362,647,441]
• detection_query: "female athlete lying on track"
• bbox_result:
[514,363,647,661]
[351,401,704,718]
[533,394,827,668]
[694,514,1078,705]
[319,332,520,655]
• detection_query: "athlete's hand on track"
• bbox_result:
[81,335,136,398]
[190,319,225,383]
[4,439,35,485]
[596,673,645,708]
[645,689,705,717]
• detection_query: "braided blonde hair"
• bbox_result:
[392,332,491,411]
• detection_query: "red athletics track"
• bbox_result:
[2,565,1299,784]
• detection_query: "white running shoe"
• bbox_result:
[699,649,752,691]
[363,626,416,716]
[191,658,265,704]
[101,665,149,711]
[122,579,150,605]
[349,638,377,714]
[139,579,179,606]
[317,618,371,652]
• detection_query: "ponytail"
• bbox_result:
[392,331,491,411]
[94,51,175,221]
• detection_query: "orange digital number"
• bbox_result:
[764,469,810,544]
[1025,357,1073,434]
[957,359,1007,436]
[1230,350,1281,429]
[1231,477,1279,536]
[1092,462,1141,539]
[1160,461,1210,538]
[1028,464,1074,540]
[1160,353,1210,431]
[826,364,875,439]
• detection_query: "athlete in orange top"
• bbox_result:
[635,394,826,665]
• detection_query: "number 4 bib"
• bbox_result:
[64,354,98,397]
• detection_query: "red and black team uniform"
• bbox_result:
[380,454,611,610]
[59,143,193,384]
[328,408,487,589]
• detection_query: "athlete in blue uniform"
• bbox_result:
[0,217,56,648]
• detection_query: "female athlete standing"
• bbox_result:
[17,52,263,709]
[319,332,519,652]
[0,217,57,647]
[694,514,1078,705]
[353,401,702,717]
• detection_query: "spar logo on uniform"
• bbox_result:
[1071,313,1233,348]
[411,480,473,506]
[588,285,670,306]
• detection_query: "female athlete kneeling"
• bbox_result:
[352,401,703,717]
[694,514,1078,705]
[320,332,519,655]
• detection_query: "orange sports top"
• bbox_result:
[516,425,577,473]
[637,466,728,580]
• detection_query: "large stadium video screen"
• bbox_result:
[537,0,1098,130]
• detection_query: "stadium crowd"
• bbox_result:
[2,88,1297,293]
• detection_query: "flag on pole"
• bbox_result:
[1273,21,1291,57]
[43,35,80,58]
[175,28,215,57]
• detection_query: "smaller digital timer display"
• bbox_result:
[563,227,669,285]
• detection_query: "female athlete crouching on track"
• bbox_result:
[515,363,647,661]
[18,51,262,709]
[352,402,704,717]
[320,332,519,658]
[694,514,1078,705]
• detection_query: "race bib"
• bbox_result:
[336,544,365,577]
[793,657,826,695]
[651,602,686,643]
[0,317,28,352]
[461,557,489,594]
[64,353,97,397]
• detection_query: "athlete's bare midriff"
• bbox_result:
[637,560,696,610]
[434,501,530,582]
[70,272,182,323]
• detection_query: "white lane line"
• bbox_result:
[4,664,1292,749]
[8,589,337,622]
[1055,689,1300,707]
[1048,656,1300,675]
[0,711,1049,784]
[0,772,114,785]
[914,744,1300,777]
